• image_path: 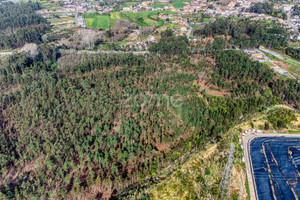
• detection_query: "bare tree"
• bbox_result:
[74,29,98,49]
[21,43,39,58]
[42,34,48,43]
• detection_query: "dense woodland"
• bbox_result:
[0,2,50,49]
[194,18,288,48]
[0,1,299,198]
[148,29,190,55]
[0,28,299,199]
[285,47,300,60]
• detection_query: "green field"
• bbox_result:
[151,3,165,8]
[172,2,185,8]
[120,1,138,7]
[85,13,110,29]
[120,10,176,26]
[203,18,210,22]
[85,10,176,28]
[172,0,192,8]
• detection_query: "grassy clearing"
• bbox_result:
[163,23,182,27]
[203,18,210,22]
[172,2,185,8]
[85,13,95,18]
[263,62,275,67]
[85,18,94,27]
[94,15,110,29]
[85,13,111,29]
[151,3,165,8]
[265,20,273,24]
[289,44,300,48]
[172,0,192,7]
[120,1,138,7]
[143,18,159,26]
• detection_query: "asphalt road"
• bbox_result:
[61,50,149,55]
[0,51,14,55]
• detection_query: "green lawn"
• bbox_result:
[289,44,300,48]
[172,2,185,8]
[85,14,110,29]
[94,15,110,29]
[143,18,159,26]
[84,18,94,27]
[203,18,210,22]
[151,3,165,8]
[265,20,272,24]
[121,1,138,7]
[85,13,95,18]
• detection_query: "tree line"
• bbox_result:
[285,47,300,60]
[193,18,288,49]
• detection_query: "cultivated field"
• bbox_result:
[84,13,110,29]
[120,10,175,26]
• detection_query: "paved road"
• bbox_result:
[0,52,14,55]
[61,50,149,55]
[261,48,300,66]
[243,133,258,200]
[243,133,300,200]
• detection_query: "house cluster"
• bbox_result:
[122,35,157,51]
[245,47,292,76]
[244,49,269,62]
[36,0,117,30]
[211,2,299,34]
[241,129,262,137]
[290,34,300,42]
[122,0,207,15]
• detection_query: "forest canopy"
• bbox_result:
[0,12,299,200]
[0,1,50,49]
[0,38,299,199]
